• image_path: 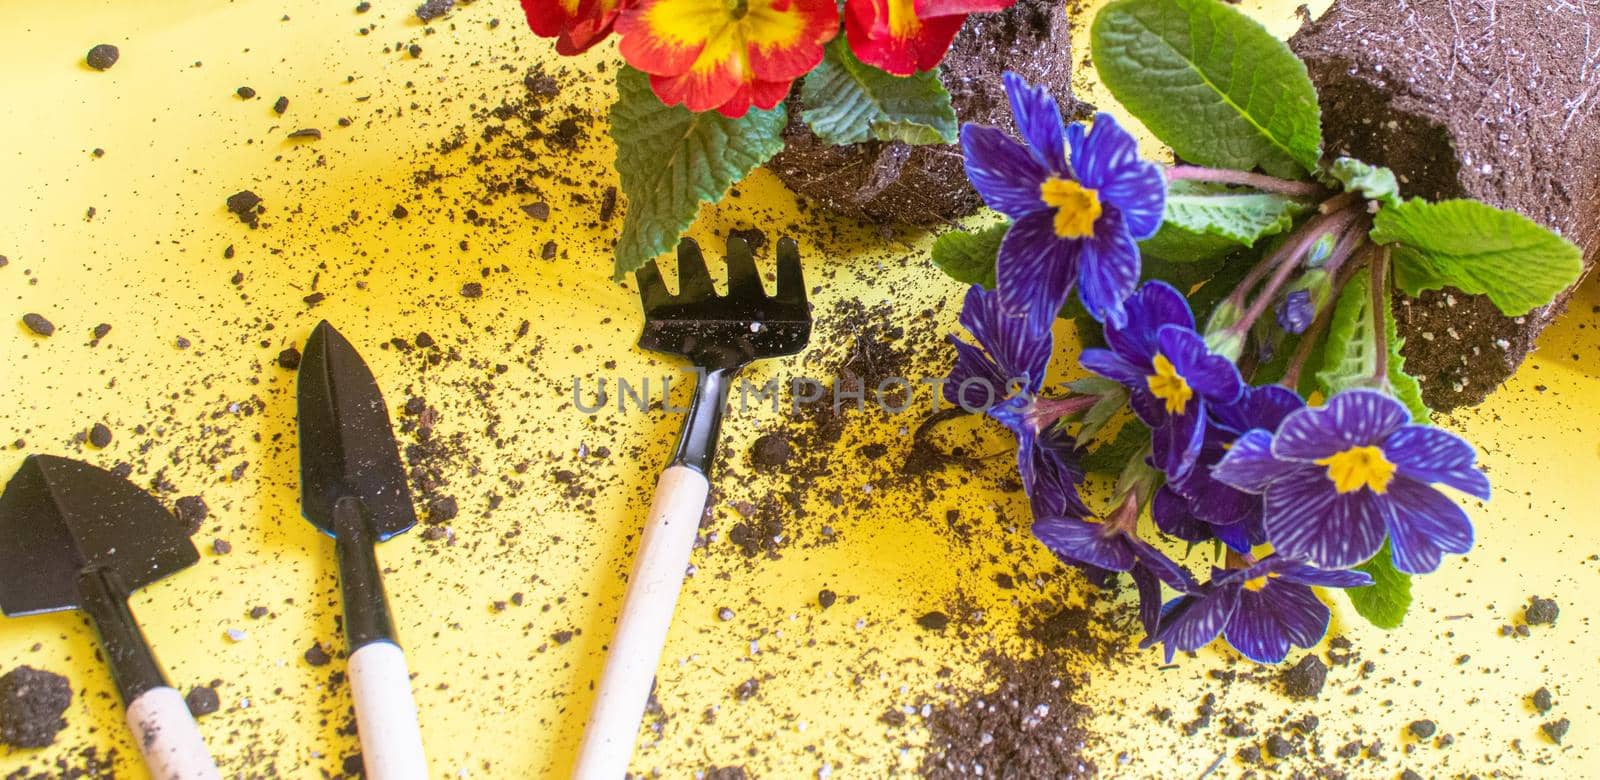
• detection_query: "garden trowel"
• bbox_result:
[296,320,427,780]
[0,454,221,779]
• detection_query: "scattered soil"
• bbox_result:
[0,666,72,748]
[747,432,793,468]
[1292,0,1600,410]
[920,650,1096,779]
[85,44,119,71]
[1525,597,1559,625]
[225,190,263,228]
[304,642,332,667]
[277,347,302,370]
[22,313,54,337]
[185,685,221,716]
[769,0,1091,225]
[1542,718,1570,744]
[415,0,454,21]
[1283,654,1328,699]
[173,495,209,535]
[1532,687,1553,713]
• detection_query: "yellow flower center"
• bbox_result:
[885,0,922,37]
[1145,353,1193,415]
[1315,445,1397,495]
[646,0,810,77]
[1241,572,1277,592]
[1039,177,1102,239]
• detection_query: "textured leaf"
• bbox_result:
[611,66,788,279]
[1068,377,1130,443]
[1091,0,1322,178]
[802,39,958,146]
[1083,416,1147,476]
[1141,180,1305,261]
[1321,157,1400,208]
[930,222,1007,288]
[1371,199,1583,316]
[1315,271,1429,420]
[1347,541,1411,629]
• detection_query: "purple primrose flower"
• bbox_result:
[1034,494,1197,634]
[1276,289,1314,334]
[1152,384,1305,552]
[1212,389,1491,573]
[1080,281,1244,481]
[946,285,1089,521]
[1147,556,1373,663]
[960,72,1165,332]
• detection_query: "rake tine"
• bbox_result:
[775,237,805,303]
[635,259,671,311]
[723,236,764,298]
[674,238,716,300]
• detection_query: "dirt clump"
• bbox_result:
[0,666,71,748]
[1292,0,1600,410]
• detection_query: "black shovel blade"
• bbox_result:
[0,455,199,617]
[297,321,417,542]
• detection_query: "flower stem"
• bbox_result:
[1319,215,1372,281]
[1370,245,1392,385]
[1317,190,1359,215]
[1227,207,1362,338]
[1279,243,1371,390]
[1028,394,1100,432]
[1226,207,1353,312]
[1166,165,1325,199]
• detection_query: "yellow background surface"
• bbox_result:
[1,0,1595,777]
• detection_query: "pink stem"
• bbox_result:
[1228,208,1362,336]
[1166,165,1325,199]
[1370,245,1392,384]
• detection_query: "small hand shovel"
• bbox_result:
[574,237,811,778]
[296,321,428,780]
[0,455,221,779]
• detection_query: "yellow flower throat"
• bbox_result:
[1039,177,1101,239]
[1242,572,1278,592]
[1146,353,1193,415]
[1316,445,1396,494]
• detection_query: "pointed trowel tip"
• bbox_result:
[301,321,354,375]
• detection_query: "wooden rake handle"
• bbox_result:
[573,465,710,779]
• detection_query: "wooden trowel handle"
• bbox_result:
[573,465,710,779]
[125,687,221,779]
[349,641,428,780]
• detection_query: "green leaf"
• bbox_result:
[1316,272,1379,397]
[1091,0,1322,178]
[930,222,1007,288]
[1315,270,1430,420]
[610,66,788,280]
[1370,198,1583,316]
[1140,180,1306,261]
[1082,416,1147,476]
[1068,377,1130,443]
[1346,542,1412,629]
[801,39,958,146]
[1320,157,1400,208]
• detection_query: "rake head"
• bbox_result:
[637,236,811,372]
